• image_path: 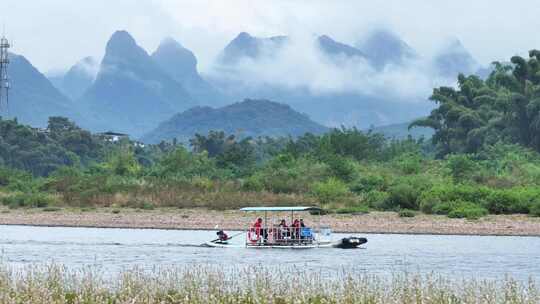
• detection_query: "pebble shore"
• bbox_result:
[1,208,539,236]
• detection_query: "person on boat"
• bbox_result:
[216,230,229,242]
[250,217,269,242]
[279,219,289,239]
[253,218,263,237]
[299,219,311,240]
[291,219,300,239]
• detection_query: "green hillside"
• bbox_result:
[142,99,328,143]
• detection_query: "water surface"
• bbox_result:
[0,225,538,280]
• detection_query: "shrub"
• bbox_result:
[1,192,55,208]
[33,193,53,208]
[0,167,35,192]
[419,183,492,214]
[419,192,441,214]
[335,205,370,214]
[141,202,155,210]
[483,189,533,214]
[43,207,61,212]
[312,178,350,204]
[530,200,540,217]
[398,209,416,217]
[153,148,221,179]
[106,150,141,177]
[242,175,264,192]
[395,153,422,175]
[432,201,456,215]
[259,157,331,193]
[112,209,121,214]
[364,190,389,209]
[323,155,356,182]
[447,202,488,220]
[191,177,214,191]
[384,183,421,210]
[395,174,433,192]
[446,154,477,182]
[350,175,387,193]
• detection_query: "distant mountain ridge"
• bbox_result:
[217,30,483,77]
[2,53,80,127]
[218,32,289,64]
[434,39,480,78]
[50,57,98,100]
[211,31,438,129]
[6,28,488,138]
[357,29,418,69]
[209,30,486,130]
[317,35,366,59]
[151,38,227,105]
[142,99,328,143]
[79,31,195,137]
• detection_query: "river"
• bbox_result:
[0,225,539,280]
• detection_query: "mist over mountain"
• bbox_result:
[151,38,228,105]
[317,35,366,59]
[357,29,418,69]
[434,39,480,78]
[142,99,328,144]
[1,53,80,127]
[207,30,488,129]
[80,31,195,136]
[218,32,288,65]
[49,57,98,100]
[5,28,489,138]
[208,31,438,129]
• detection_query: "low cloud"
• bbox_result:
[208,32,455,102]
[3,0,539,74]
[76,58,100,81]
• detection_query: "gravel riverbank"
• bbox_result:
[1,208,539,236]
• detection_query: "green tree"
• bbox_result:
[312,177,350,205]
[411,50,540,156]
[106,149,141,176]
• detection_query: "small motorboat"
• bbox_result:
[204,206,367,249]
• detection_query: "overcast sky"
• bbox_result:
[1,0,539,73]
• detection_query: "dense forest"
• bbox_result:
[1,50,540,219]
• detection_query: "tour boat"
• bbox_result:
[204,206,367,249]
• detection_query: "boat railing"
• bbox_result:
[246,227,321,246]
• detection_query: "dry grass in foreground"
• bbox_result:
[0,265,537,304]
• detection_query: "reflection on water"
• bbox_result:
[0,225,539,280]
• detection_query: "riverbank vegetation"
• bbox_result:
[0,265,537,304]
[2,51,540,220]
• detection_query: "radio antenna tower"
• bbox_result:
[0,31,10,110]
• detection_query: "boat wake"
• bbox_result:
[0,239,209,248]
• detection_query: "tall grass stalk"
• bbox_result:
[0,265,537,303]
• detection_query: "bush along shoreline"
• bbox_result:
[1,125,540,220]
[2,51,540,220]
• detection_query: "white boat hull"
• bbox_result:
[204,236,367,249]
[204,241,335,249]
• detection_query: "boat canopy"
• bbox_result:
[239,206,322,212]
